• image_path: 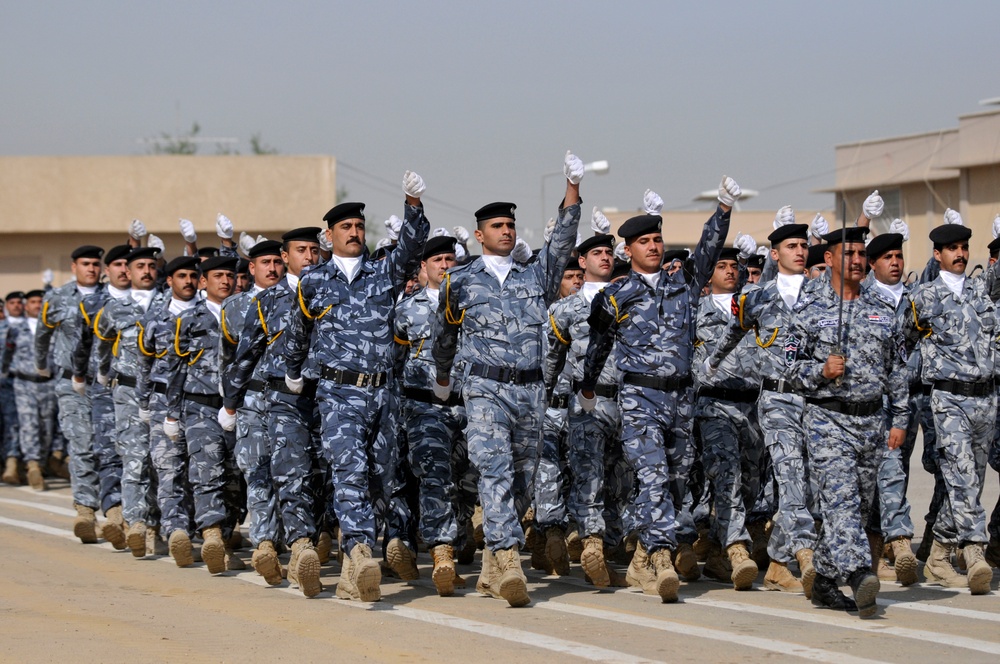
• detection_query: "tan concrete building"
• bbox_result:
[0,155,337,292]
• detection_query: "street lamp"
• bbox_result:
[539,159,611,233]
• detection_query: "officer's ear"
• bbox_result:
[198,275,208,290]
[473,227,484,246]
[933,248,942,263]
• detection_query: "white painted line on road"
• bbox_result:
[0,515,79,539]
[0,497,78,517]
[14,485,73,501]
[876,597,1000,622]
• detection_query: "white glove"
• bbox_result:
[563,150,584,185]
[810,213,829,239]
[317,229,333,252]
[402,170,426,198]
[888,218,910,242]
[431,227,450,238]
[216,213,234,240]
[256,234,268,244]
[543,217,556,243]
[163,418,180,442]
[42,269,54,285]
[375,237,393,250]
[238,232,255,256]
[733,233,756,260]
[138,408,151,423]
[643,189,664,215]
[179,218,198,243]
[71,377,87,396]
[452,226,470,244]
[384,215,403,242]
[455,244,467,261]
[511,238,532,263]
[863,190,884,220]
[37,367,51,378]
[432,378,452,402]
[578,390,597,413]
[96,372,109,387]
[147,235,165,252]
[755,245,769,257]
[285,374,303,394]
[717,176,741,207]
[614,241,628,262]
[218,407,236,432]
[773,205,795,229]
[591,207,611,234]
[993,214,1000,240]
[129,219,148,241]
[943,208,963,225]
[702,358,718,378]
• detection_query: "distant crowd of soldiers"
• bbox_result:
[2,151,998,619]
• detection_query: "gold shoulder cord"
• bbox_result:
[297,281,331,320]
[79,302,92,328]
[41,300,57,329]
[755,327,779,348]
[548,313,571,346]
[443,273,465,325]
[220,308,237,346]
[136,322,168,358]
[911,300,932,338]
[257,299,284,345]
[608,295,629,323]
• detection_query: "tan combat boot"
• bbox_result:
[168,530,194,567]
[726,542,758,591]
[626,541,658,593]
[316,530,333,564]
[2,457,20,485]
[386,538,419,580]
[101,504,127,550]
[650,548,680,602]
[867,531,893,580]
[227,526,244,550]
[962,543,993,595]
[126,521,147,558]
[251,541,283,585]
[566,528,583,563]
[764,560,803,592]
[148,526,169,555]
[72,504,98,543]
[48,451,70,480]
[692,526,712,562]
[289,538,322,597]
[527,521,553,573]
[702,539,733,582]
[337,542,381,601]
[472,504,484,549]
[795,548,816,599]
[430,544,457,596]
[580,535,610,588]
[923,539,968,588]
[673,542,701,581]
[225,549,246,570]
[26,460,46,491]
[201,526,227,574]
[545,526,570,575]
[476,546,501,599]
[890,538,917,586]
[494,547,530,607]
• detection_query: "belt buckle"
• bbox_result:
[355,373,366,388]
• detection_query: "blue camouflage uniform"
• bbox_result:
[3,319,56,464]
[0,318,20,464]
[536,342,571,534]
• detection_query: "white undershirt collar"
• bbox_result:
[481,254,513,286]
[939,270,966,299]
[107,284,131,301]
[581,281,608,305]
[332,255,362,283]
[286,273,300,291]
[711,293,733,316]
[874,278,906,307]
[425,287,440,308]
[131,289,155,312]
[776,273,805,309]
[168,297,196,316]
[637,270,660,289]
[76,284,97,296]
[205,300,222,323]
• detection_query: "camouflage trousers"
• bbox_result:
[317,383,410,556]
[267,390,322,546]
[990,402,1000,542]
[112,382,157,528]
[55,378,100,510]
[463,376,544,551]
[868,390,923,540]
[90,384,123,514]
[236,388,280,546]
[930,389,994,546]
[148,391,192,538]
[758,389,817,563]
[0,377,19,460]
[619,383,697,554]
[451,410,479,550]
[804,404,882,581]
[696,397,765,549]
[534,406,568,530]
[184,399,241,537]
[912,392,946,527]
[13,377,56,462]
[403,399,466,545]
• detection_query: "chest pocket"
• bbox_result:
[512,282,546,326]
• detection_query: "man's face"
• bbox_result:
[167,269,199,301]
[282,241,320,276]
[580,246,613,281]
[826,242,867,286]
[127,259,158,291]
[772,238,808,275]
[249,255,285,288]
[328,219,366,258]
[200,269,235,304]
[747,266,762,284]
[808,264,827,279]
[5,298,24,318]
[106,259,131,289]
[474,217,516,256]
[933,241,969,275]
[24,296,42,318]
[72,257,102,287]
[625,234,664,274]
[422,253,457,290]
[872,249,905,286]
[236,272,250,293]
[710,259,739,294]
[559,270,584,298]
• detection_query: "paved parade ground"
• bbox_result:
[1,453,999,664]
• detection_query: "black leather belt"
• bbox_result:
[933,379,995,398]
[60,369,90,384]
[761,377,795,394]
[116,374,137,388]
[16,372,53,384]
[697,386,760,404]
[152,382,167,395]
[320,366,388,389]
[403,386,463,407]
[549,394,569,409]
[468,363,543,385]
[572,380,619,399]
[268,377,318,398]
[184,392,223,408]
[622,372,692,392]
[245,379,267,394]
[909,382,931,397]
[806,397,881,417]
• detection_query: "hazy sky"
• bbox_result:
[3,2,998,243]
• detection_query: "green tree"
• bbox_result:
[250,133,279,155]
[149,122,200,155]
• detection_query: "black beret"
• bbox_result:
[5,291,25,301]
[767,223,809,245]
[806,244,828,269]
[248,239,283,259]
[24,289,45,299]
[126,247,161,264]
[619,214,661,240]
[372,245,395,261]
[747,254,765,269]
[717,247,740,262]
[866,233,904,260]
[563,261,584,273]
[663,249,689,263]
[164,256,200,276]
[281,227,322,244]
[821,226,870,246]
[475,202,517,224]
[236,258,250,275]
[576,233,615,256]
[929,224,972,246]
[105,244,133,265]
[197,247,220,259]
[71,245,104,261]
[423,235,457,260]
[611,259,632,281]
[988,237,1000,256]
[199,256,239,274]
[323,202,365,228]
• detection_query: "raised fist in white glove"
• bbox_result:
[285,374,304,395]
[773,205,795,229]
[216,213,234,240]
[317,229,333,252]
[511,238,532,263]
[217,407,236,432]
[256,234,268,244]
[734,233,757,260]
[452,226,470,244]
[643,189,664,215]
[179,218,198,243]
[238,232,256,256]
[402,170,426,198]
[943,208,963,225]
[384,215,403,241]
[432,378,452,402]
[129,219,147,241]
[591,207,611,234]
[41,269,54,285]
[717,176,741,207]
[147,235,165,252]
[810,213,829,239]
[431,227,450,238]
[756,245,769,257]
[163,418,181,442]
[455,244,467,261]
[375,237,393,251]
[71,376,87,396]
[993,215,1000,240]
[614,241,628,262]
[564,150,584,185]
[578,390,597,413]
[543,217,557,243]
[863,190,884,220]
[888,218,910,241]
